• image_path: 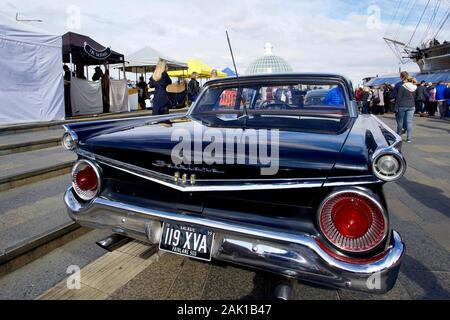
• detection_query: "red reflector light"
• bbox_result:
[75,166,98,191]
[333,199,371,238]
[318,190,387,253]
[72,160,101,201]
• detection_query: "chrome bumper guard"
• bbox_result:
[64,188,405,293]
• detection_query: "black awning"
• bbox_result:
[62,32,124,65]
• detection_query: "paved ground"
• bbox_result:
[0,229,110,299]
[0,113,449,300]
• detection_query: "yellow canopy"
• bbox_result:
[168,58,227,79]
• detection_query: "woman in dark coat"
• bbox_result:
[149,59,172,115]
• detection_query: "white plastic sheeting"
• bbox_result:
[128,92,139,111]
[0,13,64,124]
[70,78,103,116]
[109,79,128,113]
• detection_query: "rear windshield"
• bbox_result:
[191,80,348,117]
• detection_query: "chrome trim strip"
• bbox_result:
[100,160,324,192]
[65,188,404,275]
[323,179,381,187]
[77,149,383,191]
[77,149,326,192]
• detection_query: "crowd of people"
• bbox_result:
[355,71,450,143]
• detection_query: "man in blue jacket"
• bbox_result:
[324,86,344,106]
[446,83,450,118]
[435,81,447,119]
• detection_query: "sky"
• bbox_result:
[1,0,449,84]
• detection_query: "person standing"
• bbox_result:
[210,69,219,80]
[102,68,111,113]
[393,71,409,100]
[187,72,200,104]
[445,82,450,118]
[355,86,363,113]
[395,77,417,143]
[361,87,371,114]
[137,76,148,110]
[436,81,447,119]
[384,85,394,113]
[373,86,385,115]
[149,59,172,115]
[63,65,72,118]
[92,66,103,82]
[426,83,436,116]
[393,71,410,133]
[415,81,428,116]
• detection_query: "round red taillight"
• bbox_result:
[318,190,387,253]
[72,160,101,201]
[75,166,98,191]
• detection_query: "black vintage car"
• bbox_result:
[62,73,406,294]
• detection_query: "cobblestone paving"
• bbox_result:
[110,114,450,300]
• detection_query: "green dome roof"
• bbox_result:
[245,43,293,75]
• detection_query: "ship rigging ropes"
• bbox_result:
[385,0,450,47]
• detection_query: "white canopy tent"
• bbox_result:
[118,46,187,74]
[0,12,64,124]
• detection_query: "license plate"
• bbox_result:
[159,222,214,261]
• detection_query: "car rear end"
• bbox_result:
[62,74,406,293]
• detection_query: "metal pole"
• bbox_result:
[69,53,73,80]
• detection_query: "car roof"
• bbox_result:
[205,72,351,84]
[204,72,354,97]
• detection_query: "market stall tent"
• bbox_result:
[62,32,128,116]
[62,32,124,65]
[120,46,187,73]
[112,46,188,111]
[168,59,227,78]
[0,12,64,124]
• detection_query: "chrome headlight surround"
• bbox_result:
[62,126,78,151]
[371,148,406,182]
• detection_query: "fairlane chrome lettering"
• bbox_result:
[171,121,280,175]
[152,160,225,174]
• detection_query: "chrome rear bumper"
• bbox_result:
[64,188,405,293]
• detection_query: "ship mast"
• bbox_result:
[383,0,450,65]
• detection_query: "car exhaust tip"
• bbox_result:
[272,279,295,300]
[96,234,131,252]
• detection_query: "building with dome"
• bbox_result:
[245,43,293,75]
